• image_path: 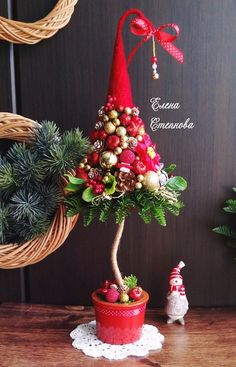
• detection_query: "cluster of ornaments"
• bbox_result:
[76,95,168,198]
[97,277,143,304]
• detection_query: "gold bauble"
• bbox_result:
[103,176,109,183]
[137,174,144,182]
[120,142,128,149]
[103,115,109,122]
[85,164,91,171]
[121,135,128,142]
[114,147,122,155]
[113,118,120,127]
[139,126,145,136]
[104,122,116,134]
[135,182,142,189]
[109,110,118,119]
[116,126,127,136]
[100,151,118,169]
[137,135,143,142]
[124,107,132,115]
[143,171,160,191]
[79,163,85,168]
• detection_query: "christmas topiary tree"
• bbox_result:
[65,9,187,303]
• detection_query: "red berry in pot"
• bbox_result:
[98,288,109,296]
[105,288,120,303]
[132,160,147,174]
[128,287,143,301]
[102,280,111,289]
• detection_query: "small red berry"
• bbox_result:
[128,287,143,301]
[105,288,119,303]
[117,105,124,112]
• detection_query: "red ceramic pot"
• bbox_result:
[91,290,149,344]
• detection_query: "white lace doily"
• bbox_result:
[70,320,164,360]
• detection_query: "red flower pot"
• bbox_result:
[91,290,149,344]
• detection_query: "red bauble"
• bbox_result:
[127,121,139,136]
[90,152,100,165]
[119,149,136,164]
[105,288,120,303]
[99,130,108,140]
[128,287,143,301]
[117,105,124,112]
[89,130,100,142]
[131,115,143,125]
[107,135,120,150]
[132,160,147,174]
[75,167,88,180]
[120,113,131,126]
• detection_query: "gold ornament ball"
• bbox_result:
[100,151,118,169]
[135,182,142,189]
[121,135,128,142]
[103,176,109,183]
[139,126,145,136]
[143,171,160,191]
[109,110,119,119]
[104,122,116,134]
[113,118,120,127]
[120,142,128,149]
[85,164,91,171]
[103,115,109,122]
[114,147,122,155]
[137,174,144,182]
[79,163,85,168]
[116,126,127,137]
[124,107,132,115]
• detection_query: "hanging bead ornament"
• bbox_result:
[151,35,159,80]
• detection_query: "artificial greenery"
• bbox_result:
[124,274,138,289]
[213,187,236,260]
[0,121,89,244]
[65,167,185,227]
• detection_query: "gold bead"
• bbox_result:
[116,126,127,137]
[79,163,85,168]
[135,182,142,189]
[103,115,109,122]
[114,147,122,155]
[85,164,91,171]
[113,118,120,127]
[104,122,116,134]
[121,135,128,142]
[137,174,144,182]
[120,142,128,149]
[124,107,132,115]
[103,176,109,183]
[137,135,143,142]
[152,73,159,80]
[139,126,145,136]
[109,110,118,119]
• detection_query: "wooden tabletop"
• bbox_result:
[0,303,235,367]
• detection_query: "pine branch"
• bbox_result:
[0,155,16,194]
[0,203,10,243]
[33,121,61,157]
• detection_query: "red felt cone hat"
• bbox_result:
[107,9,145,107]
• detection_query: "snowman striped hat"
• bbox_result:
[169,261,185,280]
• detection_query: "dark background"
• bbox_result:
[0,0,236,307]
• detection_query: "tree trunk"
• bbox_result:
[110,219,125,288]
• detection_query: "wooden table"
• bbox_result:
[0,303,235,367]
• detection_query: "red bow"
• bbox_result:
[128,17,184,65]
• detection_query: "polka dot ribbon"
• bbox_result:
[128,17,184,65]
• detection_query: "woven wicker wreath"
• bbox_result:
[0,113,78,269]
[0,0,78,44]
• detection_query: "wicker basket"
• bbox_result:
[0,112,78,269]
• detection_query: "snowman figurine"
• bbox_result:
[165,261,189,325]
